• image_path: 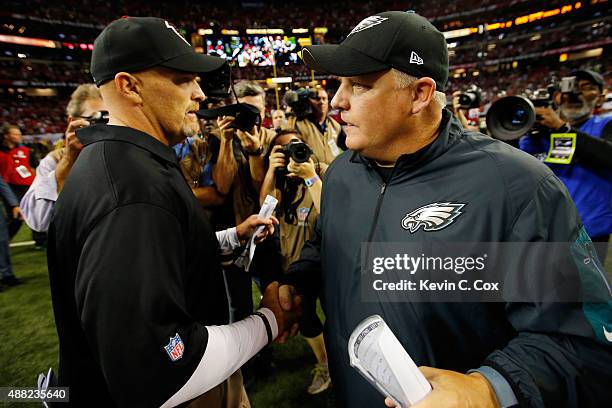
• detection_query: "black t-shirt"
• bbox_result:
[48,125,228,407]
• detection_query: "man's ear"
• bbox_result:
[113,72,143,105]
[411,77,436,114]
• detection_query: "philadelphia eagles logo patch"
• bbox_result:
[401,202,465,233]
[348,16,389,36]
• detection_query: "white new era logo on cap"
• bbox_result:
[348,16,389,36]
[410,51,423,65]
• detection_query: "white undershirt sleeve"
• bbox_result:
[160,308,278,408]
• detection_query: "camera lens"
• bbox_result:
[500,108,528,131]
[293,146,309,162]
[486,95,536,141]
[459,94,473,107]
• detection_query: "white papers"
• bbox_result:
[348,315,431,407]
[235,195,278,272]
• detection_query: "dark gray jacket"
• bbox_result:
[287,110,612,407]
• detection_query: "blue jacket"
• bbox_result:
[519,115,612,237]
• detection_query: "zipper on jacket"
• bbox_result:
[366,161,397,243]
[366,182,388,242]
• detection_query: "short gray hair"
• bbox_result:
[66,84,102,118]
[232,80,265,102]
[391,69,447,110]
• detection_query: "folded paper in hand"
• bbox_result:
[235,195,278,271]
[348,315,431,407]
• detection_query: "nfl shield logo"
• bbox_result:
[164,333,185,362]
[297,207,310,224]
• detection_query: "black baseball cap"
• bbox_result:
[91,17,226,86]
[301,11,449,91]
[571,69,605,91]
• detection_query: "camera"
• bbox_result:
[274,140,312,189]
[284,88,318,120]
[486,83,557,141]
[85,110,109,125]
[279,140,312,163]
[457,86,483,109]
[201,62,231,101]
[196,102,261,131]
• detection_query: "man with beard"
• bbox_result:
[520,69,612,261]
[47,17,298,407]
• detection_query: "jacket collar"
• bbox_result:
[76,124,179,166]
[349,108,463,172]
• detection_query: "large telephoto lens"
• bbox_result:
[486,96,536,141]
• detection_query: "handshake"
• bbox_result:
[260,282,302,343]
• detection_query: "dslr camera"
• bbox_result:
[457,85,483,109]
[196,62,262,131]
[284,88,318,120]
[274,140,313,188]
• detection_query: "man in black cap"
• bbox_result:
[279,11,612,408]
[520,69,612,262]
[47,17,299,407]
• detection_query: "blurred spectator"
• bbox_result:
[271,109,288,130]
[0,176,22,289]
[0,124,37,238]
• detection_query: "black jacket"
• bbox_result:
[287,110,612,407]
[48,125,228,406]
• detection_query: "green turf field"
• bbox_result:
[1,226,610,407]
[0,226,334,407]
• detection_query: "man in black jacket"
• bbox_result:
[280,11,612,408]
[48,17,297,407]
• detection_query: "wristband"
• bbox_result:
[304,175,320,187]
[253,311,273,344]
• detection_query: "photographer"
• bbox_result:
[288,88,345,165]
[519,69,612,261]
[452,90,479,132]
[213,81,276,223]
[20,84,105,233]
[259,128,330,394]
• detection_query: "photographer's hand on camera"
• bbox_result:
[237,125,266,189]
[287,157,322,213]
[236,127,262,154]
[452,91,478,132]
[259,145,286,204]
[213,116,238,195]
[287,158,316,180]
[217,116,236,141]
[56,118,87,193]
[535,107,566,131]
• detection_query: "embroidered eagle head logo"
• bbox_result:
[348,16,389,36]
[401,202,465,233]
